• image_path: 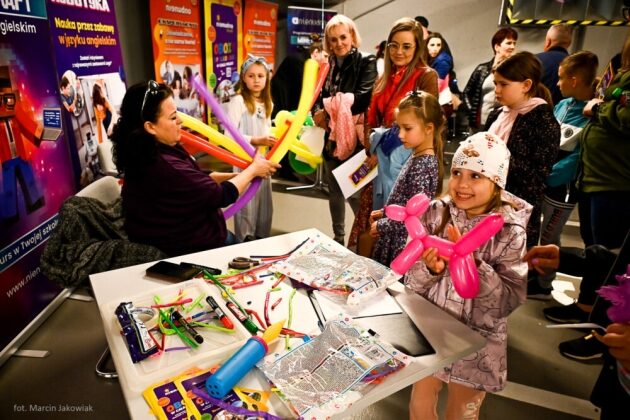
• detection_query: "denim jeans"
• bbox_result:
[579,191,630,249]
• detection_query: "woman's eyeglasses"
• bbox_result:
[141,80,159,121]
[387,42,415,54]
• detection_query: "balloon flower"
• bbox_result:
[386,193,504,299]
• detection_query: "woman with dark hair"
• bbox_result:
[111,81,279,257]
[463,27,518,130]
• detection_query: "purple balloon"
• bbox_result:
[223,177,262,219]
[192,78,256,158]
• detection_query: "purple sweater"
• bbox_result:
[122,143,238,257]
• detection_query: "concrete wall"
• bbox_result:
[333,0,629,88]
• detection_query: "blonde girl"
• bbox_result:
[406,132,532,420]
[369,91,444,266]
[485,51,560,248]
[224,55,276,242]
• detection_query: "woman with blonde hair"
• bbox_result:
[312,14,377,245]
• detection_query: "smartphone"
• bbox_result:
[145,261,201,282]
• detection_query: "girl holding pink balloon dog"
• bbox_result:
[224,55,277,242]
[405,132,532,420]
[369,90,444,266]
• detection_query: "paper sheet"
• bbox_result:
[313,290,402,321]
[331,150,378,199]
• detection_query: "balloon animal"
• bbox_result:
[386,193,505,299]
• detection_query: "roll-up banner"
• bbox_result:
[46,0,126,188]
[242,0,278,70]
[0,0,76,366]
[150,0,205,122]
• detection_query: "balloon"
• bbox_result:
[405,216,426,240]
[453,213,504,255]
[223,177,261,219]
[266,59,320,164]
[179,131,249,170]
[179,112,252,161]
[391,238,424,276]
[385,204,407,221]
[449,255,479,299]
[192,79,256,158]
[407,193,431,216]
[386,192,504,299]
[288,152,316,175]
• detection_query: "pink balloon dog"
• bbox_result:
[385,193,505,299]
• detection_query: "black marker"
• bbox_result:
[206,296,234,329]
[172,311,204,344]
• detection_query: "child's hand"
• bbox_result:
[422,247,445,275]
[251,136,277,148]
[446,224,461,242]
[369,209,383,224]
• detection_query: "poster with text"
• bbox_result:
[242,0,277,70]
[204,0,242,108]
[46,0,126,188]
[287,6,336,55]
[150,0,205,121]
[0,0,75,357]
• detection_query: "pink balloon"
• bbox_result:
[450,255,479,299]
[405,216,426,239]
[385,204,408,221]
[423,235,455,259]
[406,193,430,216]
[385,192,504,299]
[391,238,424,275]
[454,213,504,255]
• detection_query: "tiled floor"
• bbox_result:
[0,171,602,420]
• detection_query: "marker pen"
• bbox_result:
[205,296,234,329]
[172,311,204,344]
[225,302,259,335]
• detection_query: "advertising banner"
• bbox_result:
[242,0,277,69]
[286,6,336,54]
[0,0,75,357]
[46,0,126,187]
[204,0,242,107]
[150,0,205,121]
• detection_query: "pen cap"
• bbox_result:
[205,336,267,399]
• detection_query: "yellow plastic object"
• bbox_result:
[178,112,252,161]
[261,319,285,344]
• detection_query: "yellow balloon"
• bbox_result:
[178,112,252,162]
[288,142,322,167]
[268,59,319,164]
